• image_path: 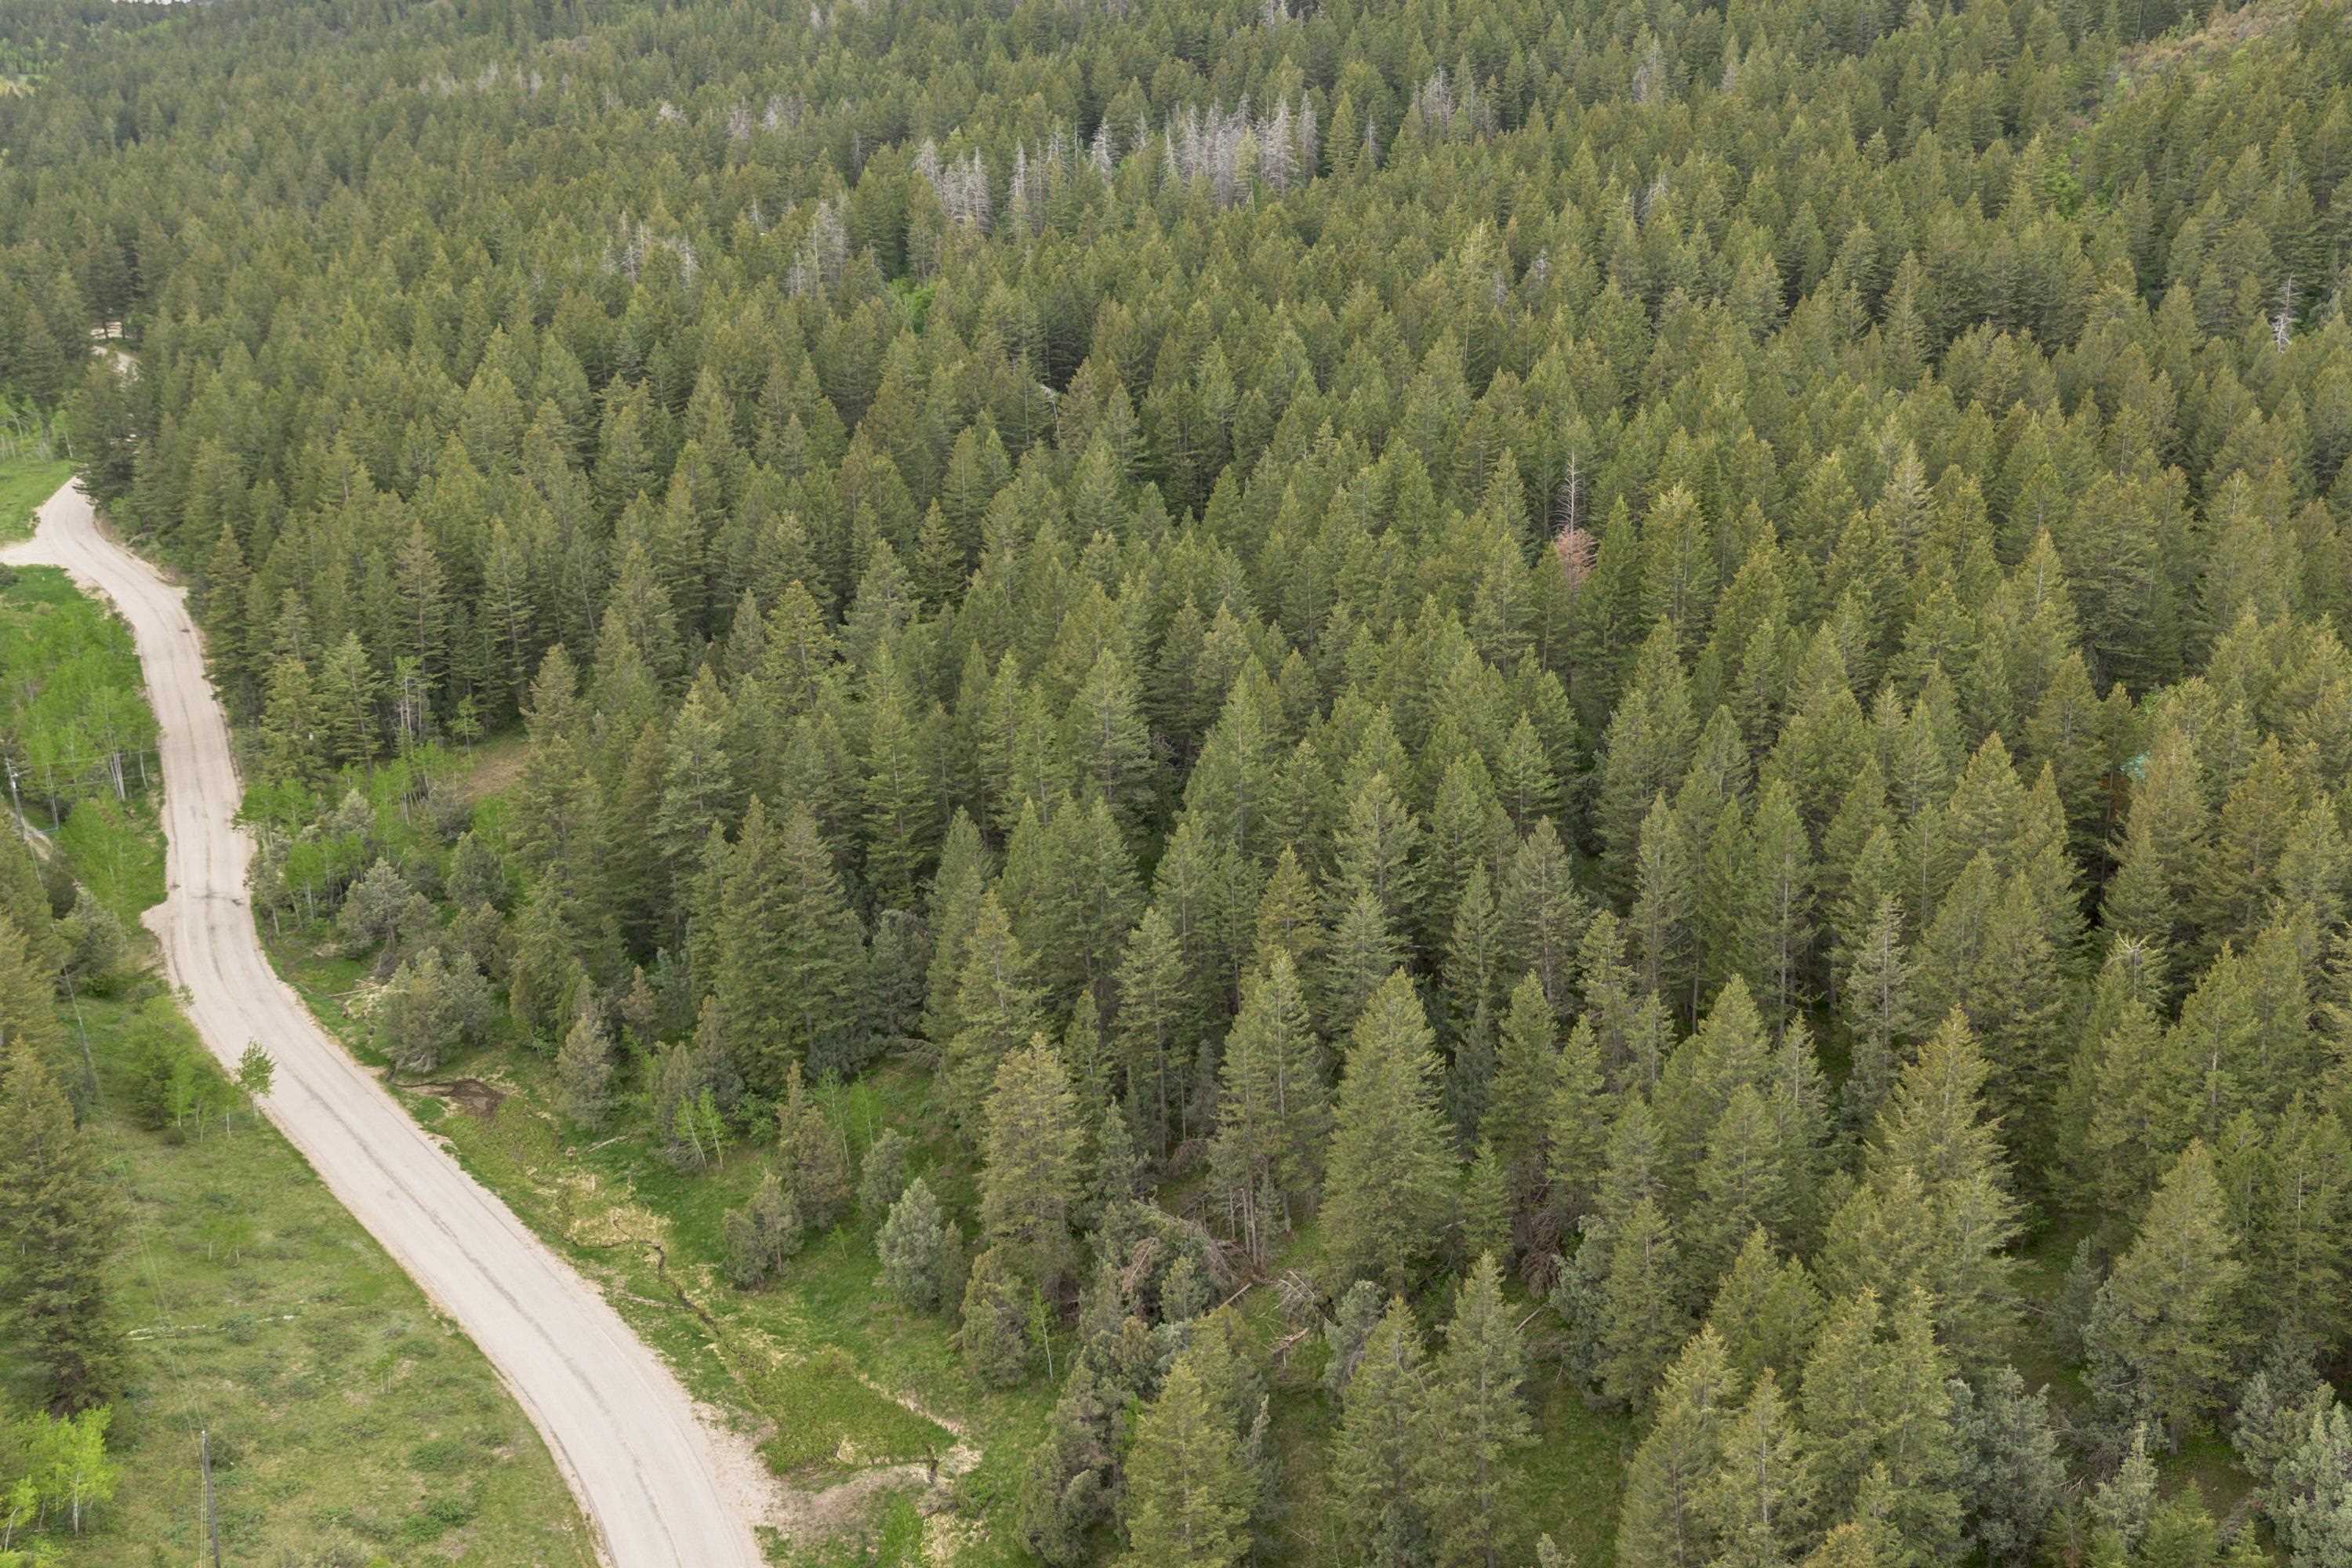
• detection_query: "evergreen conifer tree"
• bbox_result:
[1323,971,1457,1291]
[777,1062,852,1231]
[947,891,1047,1134]
[1207,951,1327,1258]
[0,1040,121,1412]
[1120,1340,1250,1568]
[979,1038,1086,1296]
[713,797,866,1092]
[1330,1296,1435,1568]
[2085,1139,2249,1446]
[1417,1254,1534,1568]
[554,1004,615,1128]
[1706,1228,1822,1390]
[1617,1326,1736,1568]
[1599,1196,1688,1410]
[1700,1368,1815,1568]
[879,1177,951,1310]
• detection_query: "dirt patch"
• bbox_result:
[2112,0,2325,86]
[773,1442,982,1548]
[405,1078,507,1120]
[764,1376,982,1552]
[923,1508,989,1567]
[452,735,530,804]
[694,1396,802,1555]
[636,1261,984,1555]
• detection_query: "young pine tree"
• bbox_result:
[858,1127,912,1222]
[922,811,993,1050]
[1543,1018,1611,1237]
[1686,1083,1795,1300]
[0,839,63,983]
[554,1004,615,1128]
[721,1167,803,1288]
[776,1062,852,1232]
[878,1178,950,1311]
[1459,1141,1511,1272]
[0,916,64,1076]
[1323,1279,1386,1401]
[961,1244,1034,1386]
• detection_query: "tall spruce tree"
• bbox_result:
[1207,951,1328,1259]
[979,1038,1086,1297]
[711,797,865,1092]
[1706,1229,1822,1389]
[1837,895,1915,1140]
[1687,1083,1795,1298]
[2084,1139,2249,1447]
[1854,1007,2021,1368]
[0,838,62,985]
[1322,970,1457,1292]
[1417,1254,1534,1568]
[1330,1296,1436,1568]
[1599,1196,1689,1411]
[0,1039,121,1413]
[1797,1287,1961,1557]
[1114,905,1192,1159]
[946,892,1047,1134]
[1484,972,1559,1219]
[1543,1018,1611,1237]
[1617,1325,1737,1568]
[1120,1338,1251,1568]
[0,917,64,1073]
[1699,1367,1815,1568]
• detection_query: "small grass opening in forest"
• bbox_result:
[0,408,68,544]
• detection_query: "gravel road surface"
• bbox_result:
[5,480,768,1568]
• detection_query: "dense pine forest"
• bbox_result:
[9,0,2352,1560]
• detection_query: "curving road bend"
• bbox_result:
[5,481,767,1568]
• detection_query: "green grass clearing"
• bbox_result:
[53,792,163,928]
[0,564,162,916]
[0,448,70,543]
[28,984,599,1568]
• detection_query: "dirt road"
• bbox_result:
[5,481,768,1568]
